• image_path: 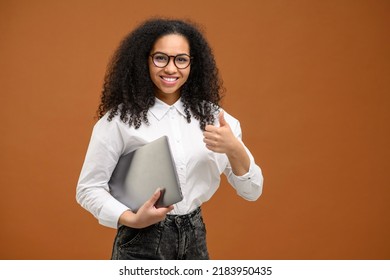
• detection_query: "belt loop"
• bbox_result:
[189,207,201,229]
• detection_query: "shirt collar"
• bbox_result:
[150,97,187,121]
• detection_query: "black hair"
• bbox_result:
[98,18,224,130]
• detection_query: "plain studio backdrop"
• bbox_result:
[0,0,389,259]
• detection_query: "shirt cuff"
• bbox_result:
[229,161,263,201]
[231,162,256,181]
[98,196,130,229]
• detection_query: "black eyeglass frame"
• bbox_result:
[150,52,193,69]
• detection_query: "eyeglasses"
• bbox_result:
[150,52,192,69]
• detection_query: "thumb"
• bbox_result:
[147,188,162,206]
[219,110,227,127]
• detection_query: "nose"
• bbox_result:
[164,58,177,74]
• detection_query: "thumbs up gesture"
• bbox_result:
[203,110,239,154]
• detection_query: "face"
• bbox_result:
[149,34,191,105]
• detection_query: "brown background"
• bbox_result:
[1,0,389,259]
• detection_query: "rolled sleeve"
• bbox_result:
[227,161,263,201]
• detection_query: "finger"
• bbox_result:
[146,188,161,206]
[204,124,217,132]
[219,110,227,127]
[203,137,217,146]
[205,142,215,148]
[205,144,221,153]
[205,144,214,151]
[159,204,174,213]
[203,131,217,139]
[154,204,174,222]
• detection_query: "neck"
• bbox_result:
[155,90,180,105]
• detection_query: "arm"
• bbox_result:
[203,110,249,175]
[76,117,172,229]
[118,188,173,228]
[203,110,263,200]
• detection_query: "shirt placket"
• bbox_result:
[169,107,187,212]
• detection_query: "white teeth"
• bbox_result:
[162,77,177,82]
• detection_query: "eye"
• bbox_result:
[154,54,168,62]
[175,55,189,64]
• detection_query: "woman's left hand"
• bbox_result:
[203,110,250,176]
[203,110,240,155]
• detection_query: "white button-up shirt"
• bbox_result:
[76,98,263,229]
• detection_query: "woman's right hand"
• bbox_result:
[118,188,174,229]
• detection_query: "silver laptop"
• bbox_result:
[108,136,183,212]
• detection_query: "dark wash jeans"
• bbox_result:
[111,207,209,260]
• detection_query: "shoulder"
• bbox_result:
[91,110,131,142]
[94,111,121,130]
[223,109,239,124]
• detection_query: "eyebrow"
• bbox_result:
[151,51,191,56]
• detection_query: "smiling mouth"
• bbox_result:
[161,76,179,82]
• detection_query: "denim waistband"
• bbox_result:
[162,207,202,228]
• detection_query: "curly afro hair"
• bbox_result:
[97,18,224,130]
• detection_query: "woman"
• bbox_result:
[76,18,263,260]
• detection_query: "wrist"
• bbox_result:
[226,139,245,159]
[118,210,139,228]
[226,140,250,176]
